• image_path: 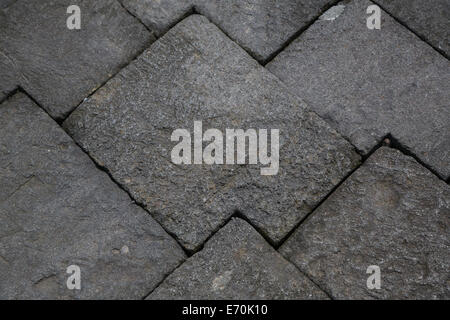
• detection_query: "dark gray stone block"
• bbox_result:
[64,15,360,251]
[119,0,338,62]
[195,0,337,62]
[280,147,450,299]
[149,218,328,299]
[0,93,185,299]
[0,0,153,120]
[119,0,193,36]
[267,0,450,179]
[376,0,450,56]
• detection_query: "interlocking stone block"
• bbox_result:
[376,0,450,56]
[267,0,450,179]
[64,14,360,251]
[280,147,450,299]
[149,218,328,299]
[0,93,185,299]
[119,0,338,62]
[195,0,338,62]
[0,0,153,120]
[119,0,193,36]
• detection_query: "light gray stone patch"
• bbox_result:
[63,15,360,251]
[119,0,193,36]
[267,0,450,179]
[320,4,346,21]
[0,0,153,120]
[376,0,450,56]
[148,218,329,299]
[280,147,450,299]
[0,93,186,299]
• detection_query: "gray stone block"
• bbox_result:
[280,147,450,299]
[376,0,450,56]
[267,0,450,179]
[0,0,153,120]
[118,0,338,62]
[149,218,328,299]
[64,14,360,251]
[0,93,185,299]
[119,0,193,36]
[195,0,337,62]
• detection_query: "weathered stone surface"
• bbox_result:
[280,147,450,299]
[195,0,337,62]
[119,0,193,36]
[149,218,328,299]
[376,0,450,56]
[0,8,18,101]
[64,14,360,251]
[0,0,152,120]
[0,0,16,10]
[267,0,450,179]
[0,93,185,299]
[119,0,338,62]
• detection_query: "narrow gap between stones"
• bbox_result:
[15,88,192,259]
[371,0,449,61]
[59,38,154,124]
[190,7,268,65]
[141,254,187,300]
[289,262,335,299]
[0,87,20,105]
[275,132,448,253]
[262,0,343,66]
[115,0,156,36]
[384,134,448,183]
[274,135,390,250]
[61,8,200,124]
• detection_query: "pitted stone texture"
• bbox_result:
[280,147,450,300]
[376,0,450,56]
[267,0,450,179]
[195,0,338,62]
[149,218,328,299]
[64,15,360,251]
[0,0,152,120]
[119,0,193,36]
[0,93,185,299]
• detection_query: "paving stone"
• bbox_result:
[0,0,153,120]
[0,93,186,299]
[267,0,450,179]
[280,147,450,299]
[376,0,450,57]
[119,0,338,62]
[63,14,360,251]
[119,0,193,36]
[149,218,328,299]
[194,0,338,62]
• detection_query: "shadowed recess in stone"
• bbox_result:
[0,0,153,120]
[63,14,360,251]
[148,218,329,299]
[267,0,450,179]
[280,147,450,300]
[0,93,185,299]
